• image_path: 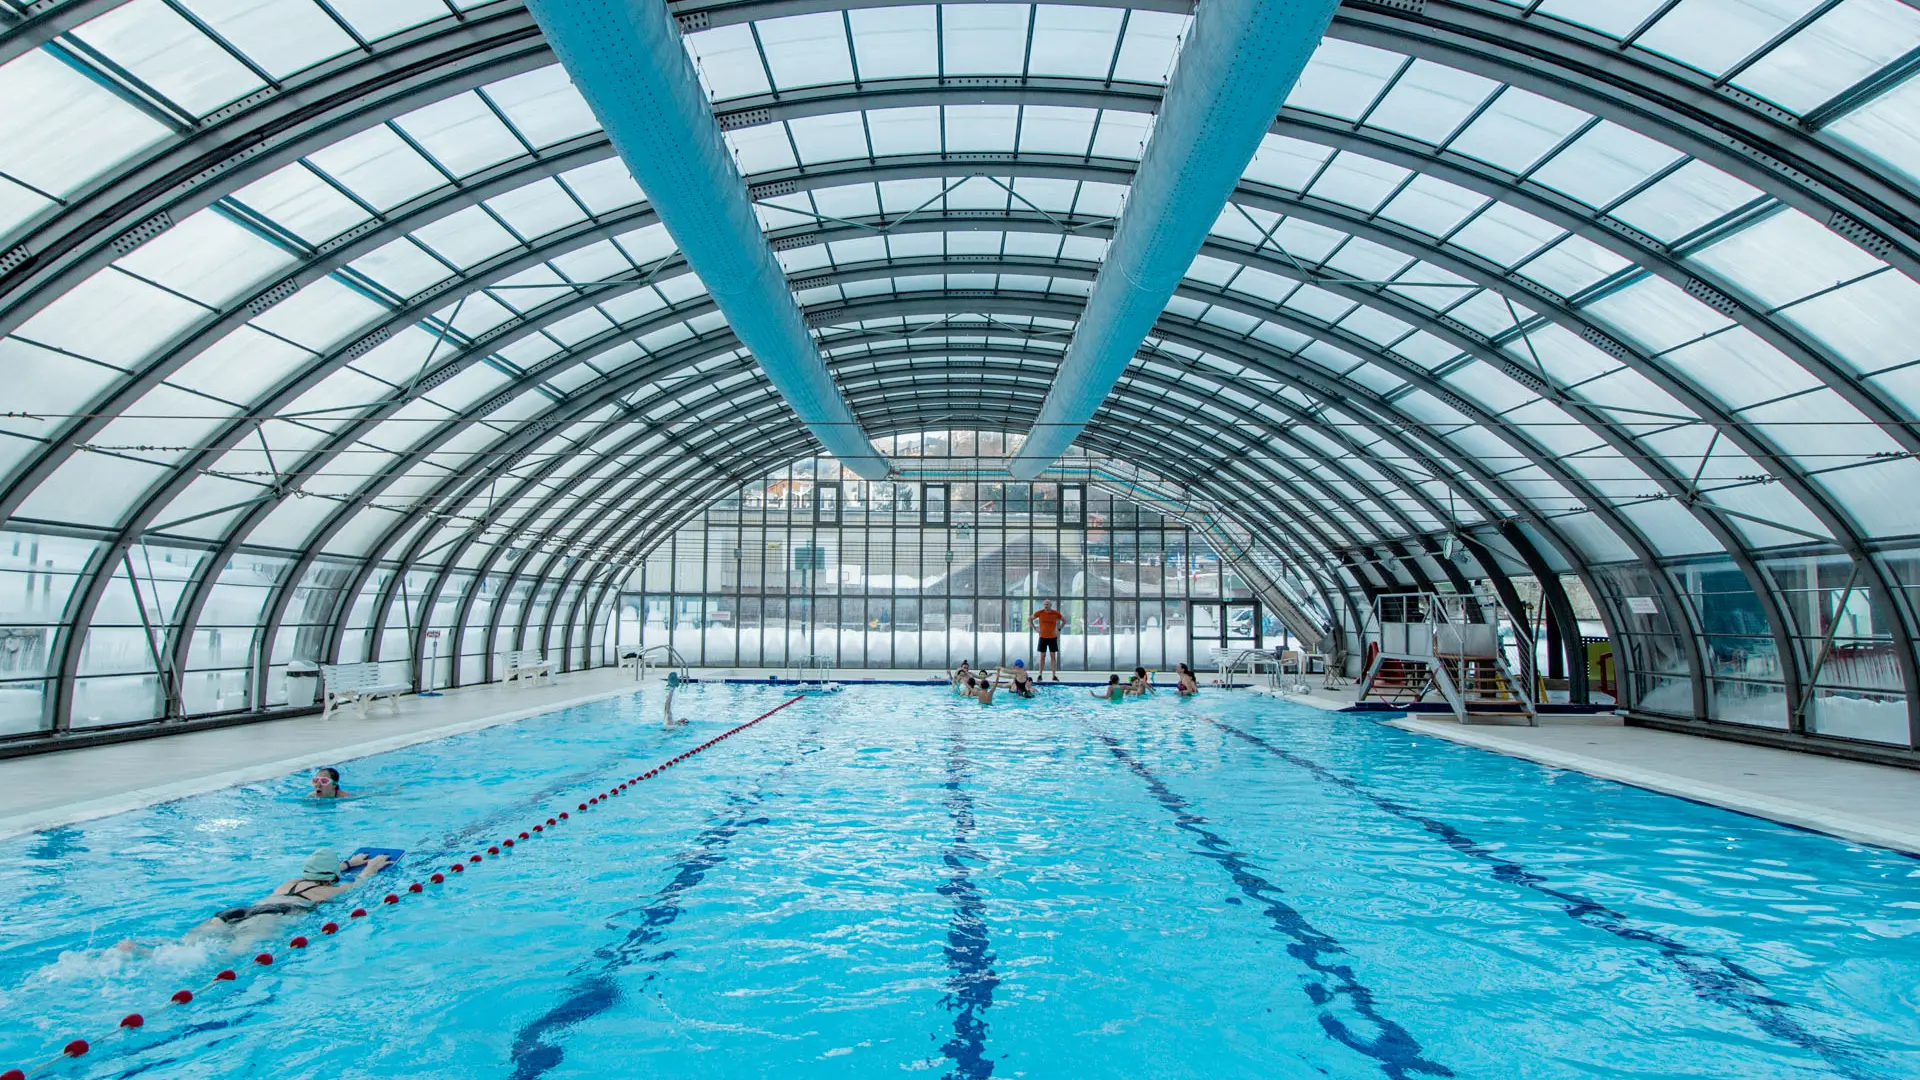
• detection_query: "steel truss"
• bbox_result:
[1,0,1916,746]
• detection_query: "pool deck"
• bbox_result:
[3,667,1917,857]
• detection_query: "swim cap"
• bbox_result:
[301,847,341,883]
[1013,659,1025,667]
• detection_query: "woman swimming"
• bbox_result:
[1175,663,1199,696]
[120,848,389,952]
[1090,675,1126,702]
[310,767,349,798]
[663,669,689,728]
[207,849,386,928]
[1001,660,1036,698]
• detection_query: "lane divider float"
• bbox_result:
[3,693,806,1080]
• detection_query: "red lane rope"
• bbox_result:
[4,693,807,1079]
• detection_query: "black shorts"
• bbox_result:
[1036,637,1059,653]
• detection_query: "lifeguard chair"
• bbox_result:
[1358,591,1535,724]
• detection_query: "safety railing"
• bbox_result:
[1042,459,1333,651]
[1362,590,1534,723]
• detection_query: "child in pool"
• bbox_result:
[970,669,999,704]
[1090,675,1126,702]
[1127,667,1155,696]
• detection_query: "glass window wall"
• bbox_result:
[629,433,1263,673]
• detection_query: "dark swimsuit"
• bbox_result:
[214,877,335,924]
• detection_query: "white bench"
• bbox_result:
[319,662,408,719]
[502,648,554,683]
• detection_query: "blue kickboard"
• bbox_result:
[344,847,404,873]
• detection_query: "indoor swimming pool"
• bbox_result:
[0,685,1915,1079]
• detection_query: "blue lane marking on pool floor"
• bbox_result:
[1095,732,1452,1080]
[506,732,822,1079]
[1210,718,1881,1080]
[505,790,774,1079]
[936,724,1000,1080]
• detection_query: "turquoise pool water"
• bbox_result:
[0,685,1915,1079]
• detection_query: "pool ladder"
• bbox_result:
[635,645,692,682]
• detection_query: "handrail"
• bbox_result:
[1044,461,1331,648]
[637,644,691,681]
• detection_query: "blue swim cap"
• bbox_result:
[1013,659,1025,667]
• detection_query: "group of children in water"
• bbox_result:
[949,660,1201,704]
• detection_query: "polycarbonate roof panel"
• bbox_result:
[3,0,1920,731]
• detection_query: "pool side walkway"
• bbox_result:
[0,668,647,841]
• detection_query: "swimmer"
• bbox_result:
[1128,667,1156,696]
[119,848,387,952]
[310,767,349,798]
[970,668,1000,705]
[951,660,974,690]
[1090,674,1126,702]
[1000,660,1036,698]
[663,670,689,728]
[1175,663,1199,696]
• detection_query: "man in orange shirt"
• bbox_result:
[1030,599,1066,681]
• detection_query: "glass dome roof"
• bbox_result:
[0,0,1916,747]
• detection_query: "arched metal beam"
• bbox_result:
[389,330,1574,699]
[452,366,1361,684]
[0,0,552,333]
[17,129,1892,576]
[112,237,1674,722]
[405,362,1387,689]
[220,269,1635,711]
[555,397,1382,671]
[168,267,1482,703]
[77,202,1739,729]
[337,290,1566,680]
[1331,0,1920,281]
[680,81,1917,466]
[536,394,1360,675]
[10,75,1914,527]
[548,404,1364,675]
[13,1,1908,735]
[671,0,1920,271]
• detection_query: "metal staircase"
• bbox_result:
[1356,591,1535,725]
[1042,460,1334,651]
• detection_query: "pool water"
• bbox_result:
[1,685,1916,1079]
